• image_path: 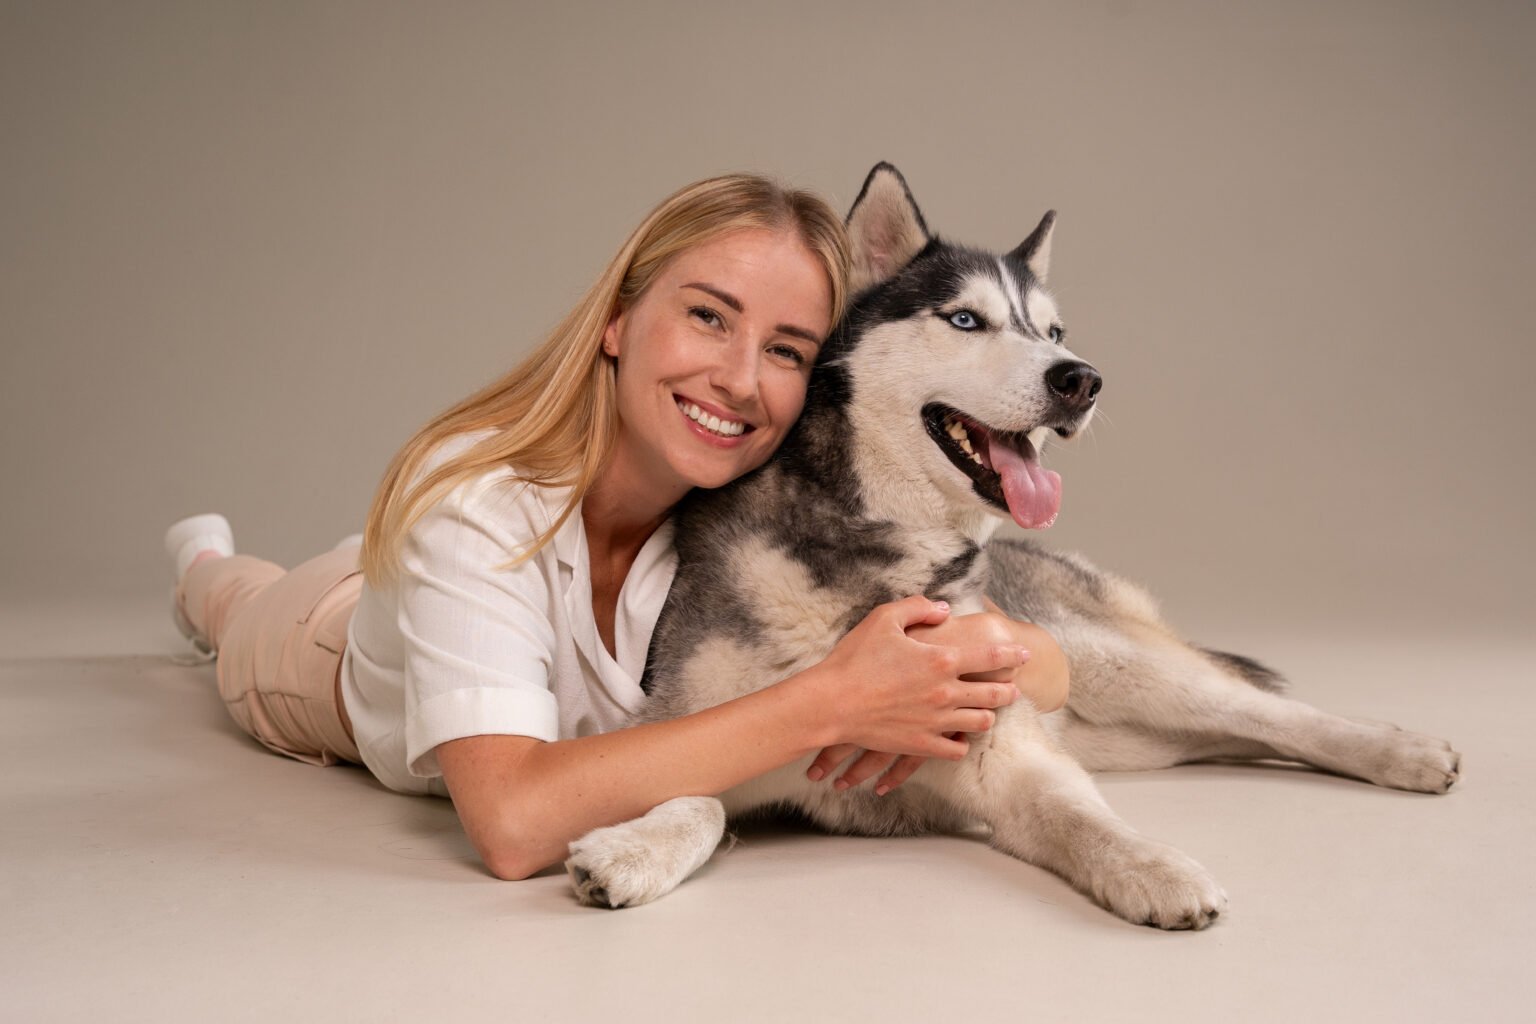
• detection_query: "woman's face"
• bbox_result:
[602,227,834,504]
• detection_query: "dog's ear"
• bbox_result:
[846,162,930,295]
[1008,210,1057,282]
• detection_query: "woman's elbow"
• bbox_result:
[479,829,562,880]
[456,803,551,880]
[437,734,556,880]
[484,848,543,881]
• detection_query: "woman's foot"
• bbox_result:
[164,513,235,655]
[164,513,235,578]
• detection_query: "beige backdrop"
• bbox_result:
[3,0,1532,642]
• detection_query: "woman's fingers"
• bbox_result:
[946,642,1031,679]
[938,679,1019,714]
[949,708,998,734]
[933,733,970,760]
[873,754,928,796]
[834,749,901,790]
[807,743,860,781]
[883,594,951,631]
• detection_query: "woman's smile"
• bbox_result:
[674,394,752,443]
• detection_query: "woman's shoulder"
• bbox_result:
[420,426,502,476]
[417,428,566,538]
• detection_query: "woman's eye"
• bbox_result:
[769,344,806,367]
[690,306,723,328]
[1049,324,1065,343]
[948,310,980,331]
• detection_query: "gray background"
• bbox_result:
[4,4,1533,1021]
[4,0,1533,641]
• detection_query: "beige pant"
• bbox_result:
[177,547,363,766]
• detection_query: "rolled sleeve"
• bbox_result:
[407,686,558,777]
[397,474,564,778]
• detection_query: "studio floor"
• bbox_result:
[3,601,1530,1023]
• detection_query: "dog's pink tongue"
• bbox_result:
[990,436,1062,529]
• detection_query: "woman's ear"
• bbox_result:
[602,309,623,358]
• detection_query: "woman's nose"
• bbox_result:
[709,341,760,402]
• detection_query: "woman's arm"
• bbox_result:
[438,595,1029,880]
[438,674,829,881]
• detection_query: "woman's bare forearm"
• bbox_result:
[438,669,836,879]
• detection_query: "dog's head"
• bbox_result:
[820,163,1101,533]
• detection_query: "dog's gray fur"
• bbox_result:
[565,164,1461,929]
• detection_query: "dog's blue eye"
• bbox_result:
[948,310,980,331]
[1049,325,1065,343]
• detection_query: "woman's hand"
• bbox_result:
[807,599,1071,794]
[805,740,956,797]
[798,594,1029,765]
[913,598,1071,712]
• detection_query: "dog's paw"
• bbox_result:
[564,796,728,910]
[1090,837,1228,931]
[1387,738,1461,794]
[1351,721,1462,794]
[565,824,669,910]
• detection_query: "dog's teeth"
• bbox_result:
[945,416,980,458]
[947,423,977,457]
[970,452,984,465]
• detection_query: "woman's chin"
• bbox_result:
[678,455,761,493]
[684,468,743,492]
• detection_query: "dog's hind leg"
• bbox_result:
[1054,620,1461,793]
[924,713,1228,930]
[1051,713,1281,771]
[565,796,726,909]
[987,540,1460,792]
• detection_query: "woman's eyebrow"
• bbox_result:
[681,282,824,347]
[682,282,742,312]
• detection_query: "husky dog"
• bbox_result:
[564,164,1460,929]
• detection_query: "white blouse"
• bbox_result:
[339,430,677,796]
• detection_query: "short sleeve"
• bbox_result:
[398,472,562,778]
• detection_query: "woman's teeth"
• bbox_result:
[677,399,746,437]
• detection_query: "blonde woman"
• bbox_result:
[165,173,1069,881]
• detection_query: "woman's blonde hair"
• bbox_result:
[359,173,852,588]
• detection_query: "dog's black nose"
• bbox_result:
[1045,361,1102,411]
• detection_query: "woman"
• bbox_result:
[166,172,1069,881]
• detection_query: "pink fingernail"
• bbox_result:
[834,779,850,791]
[875,785,890,797]
[807,766,825,781]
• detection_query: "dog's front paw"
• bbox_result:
[1090,837,1228,931]
[566,824,667,909]
[564,796,728,909]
